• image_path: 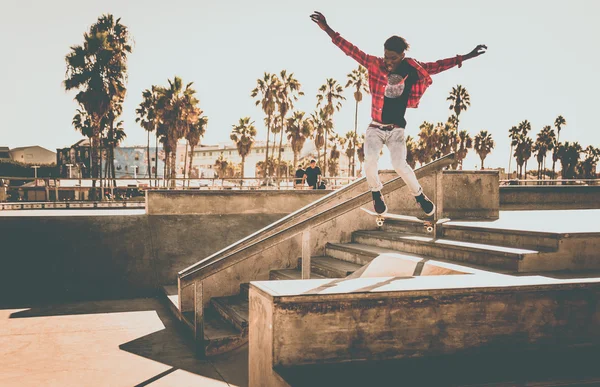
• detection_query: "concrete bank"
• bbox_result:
[0,212,281,302]
[146,189,332,215]
[500,185,600,210]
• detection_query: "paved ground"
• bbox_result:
[448,209,600,233]
[0,298,247,387]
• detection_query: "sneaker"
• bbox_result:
[415,193,435,217]
[372,191,387,214]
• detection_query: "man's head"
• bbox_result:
[384,36,410,73]
[310,159,316,167]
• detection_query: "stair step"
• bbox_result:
[211,294,249,333]
[203,306,246,357]
[302,256,362,278]
[442,224,560,252]
[382,218,434,235]
[352,230,540,271]
[270,269,327,281]
[326,243,400,265]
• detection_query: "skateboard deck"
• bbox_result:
[360,207,450,233]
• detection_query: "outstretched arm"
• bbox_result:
[420,45,487,75]
[310,11,375,68]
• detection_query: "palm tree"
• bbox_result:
[186,114,208,186]
[551,115,567,179]
[317,78,346,174]
[512,121,532,179]
[474,130,495,170]
[533,126,555,180]
[287,111,312,169]
[345,65,369,176]
[328,134,342,176]
[64,14,132,198]
[446,85,471,129]
[230,117,257,185]
[310,109,330,167]
[155,77,201,186]
[556,141,582,179]
[578,146,600,179]
[417,121,439,164]
[508,125,520,176]
[136,86,163,182]
[456,130,473,170]
[251,73,279,172]
[356,134,365,174]
[344,131,359,176]
[405,135,418,169]
[275,70,303,178]
[214,154,230,186]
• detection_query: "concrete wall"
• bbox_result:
[500,185,600,210]
[0,213,282,302]
[249,279,600,386]
[146,189,332,215]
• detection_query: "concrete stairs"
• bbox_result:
[162,213,569,357]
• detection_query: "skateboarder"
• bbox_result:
[310,11,487,215]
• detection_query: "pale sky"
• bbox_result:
[1,0,598,170]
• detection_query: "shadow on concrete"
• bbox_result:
[5,297,242,386]
[275,346,600,387]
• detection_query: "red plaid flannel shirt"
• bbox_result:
[332,32,463,123]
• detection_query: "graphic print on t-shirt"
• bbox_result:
[384,74,406,98]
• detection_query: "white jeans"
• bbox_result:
[364,124,423,196]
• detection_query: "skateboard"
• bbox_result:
[360,207,450,233]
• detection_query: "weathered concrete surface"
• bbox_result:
[249,276,600,371]
[500,185,600,210]
[147,189,332,215]
[0,298,247,387]
[386,170,499,219]
[0,212,281,301]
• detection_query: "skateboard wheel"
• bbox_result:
[426,226,433,233]
[376,219,384,227]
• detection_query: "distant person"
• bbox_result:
[310,11,487,215]
[303,160,322,190]
[294,165,305,188]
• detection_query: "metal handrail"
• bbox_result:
[178,153,456,285]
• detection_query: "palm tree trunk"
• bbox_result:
[188,144,195,188]
[265,115,271,172]
[154,134,159,185]
[240,156,245,188]
[352,99,358,177]
[293,151,298,174]
[277,117,284,180]
[183,140,189,185]
[147,130,151,186]
[324,133,328,178]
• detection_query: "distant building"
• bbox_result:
[9,146,56,165]
[177,141,316,178]
[56,139,92,178]
[111,146,166,179]
[0,147,10,161]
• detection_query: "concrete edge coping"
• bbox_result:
[442,223,565,239]
[148,189,336,196]
[250,275,600,302]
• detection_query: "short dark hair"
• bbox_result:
[384,36,410,54]
[310,159,316,163]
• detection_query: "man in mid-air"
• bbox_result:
[310,11,487,215]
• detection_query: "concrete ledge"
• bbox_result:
[146,189,332,215]
[249,275,600,386]
[500,185,600,210]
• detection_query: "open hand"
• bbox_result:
[468,44,488,58]
[310,11,329,31]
